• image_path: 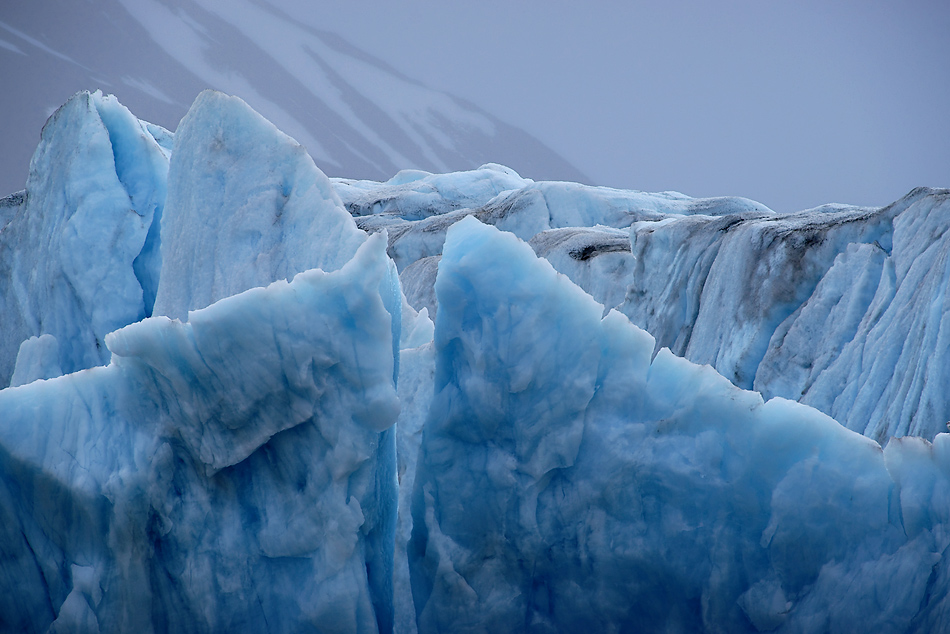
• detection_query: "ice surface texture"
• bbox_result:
[354,171,949,440]
[619,190,950,440]
[0,91,169,387]
[153,90,367,321]
[410,218,950,633]
[0,234,399,634]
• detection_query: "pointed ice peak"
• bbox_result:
[0,90,167,387]
[152,89,367,321]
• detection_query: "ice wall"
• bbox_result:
[409,217,950,633]
[757,189,950,440]
[354,170,948,441]
[620,203,894,388]
[3,89,950,633]
[617,189,950,440]
[0,235,400,634]
[0,91,169,387]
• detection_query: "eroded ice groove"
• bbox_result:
[620,203,894,387]
[620,187,950,439]
[153,89,368,321]
[392,343,436,634]
[0,235,400,634]
[767,189,950,440]
[0,91,169,388]
[409,217,950,633]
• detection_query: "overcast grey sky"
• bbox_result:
[275,0,949,212]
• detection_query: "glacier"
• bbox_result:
[1,90,949,633]
[410,217,950,633]
[152,89,368,321]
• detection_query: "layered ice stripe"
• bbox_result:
[0,234,400,634]
[0,91,170,387]
[409,217,950,633]
[529,226,638,315]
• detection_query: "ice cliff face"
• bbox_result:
[152,89,367,321]
[0,91,169,388]
[1,91,949,633]
[337,172,948,441]
[619,192,950,442]
[410,217,950,634]
[0,235,400,633]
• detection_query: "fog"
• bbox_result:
[2,0,948,212]
[282,0,950,211]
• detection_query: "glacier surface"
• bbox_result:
[152,89,367,321]
[1,90,949,633]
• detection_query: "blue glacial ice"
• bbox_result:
[367,173,949,441]
[2,90,950,633]
[616,190,950,440]
[153,90,368,321]
[348,162,950,442]
[0,233,400,634]
[409,217,950,633]
[0,91,169,387]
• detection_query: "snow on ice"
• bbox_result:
[1,90,949,633]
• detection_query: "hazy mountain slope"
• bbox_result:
[0,0,585,196]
